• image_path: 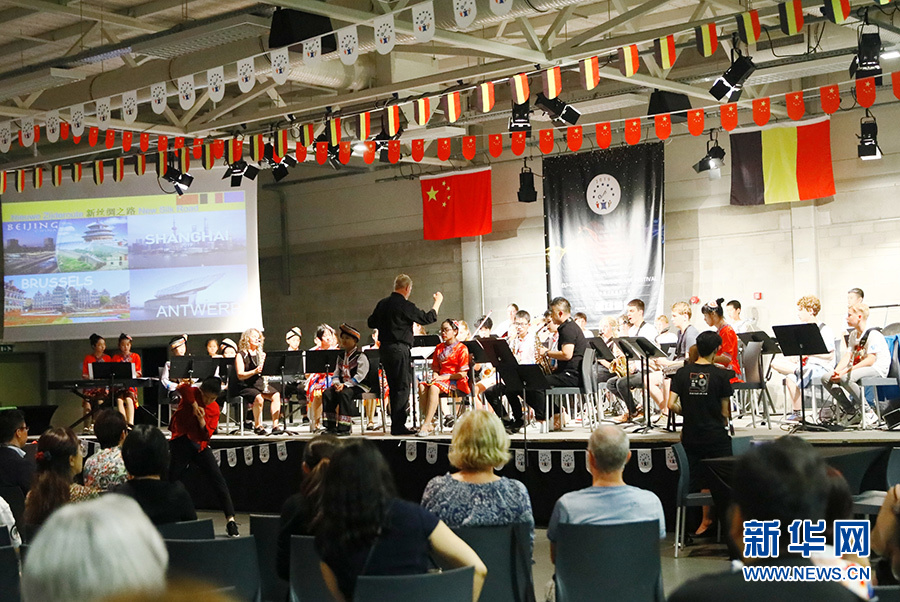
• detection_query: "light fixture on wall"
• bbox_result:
[222,160,259,187]
[534,93,582,127]
[693,130,726,179]
[508,100,532,134]
[709,50,756,102]
[162,162,193,196]
[858,109,882,160]
[851,22,882,84]
[518,160,537,203]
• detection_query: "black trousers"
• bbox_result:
[524,371,578,421]
[322,385,361,430]
[484,383,525,422]
[382,342,412,433]
[169,435,235,518]
[607,373,644,414]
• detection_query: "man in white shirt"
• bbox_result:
[822,303,890,425]
[725,300,752,334]
[484,310,534,433]
[491,303,519,338]
[607,299,659,421]
[574,312,594,337]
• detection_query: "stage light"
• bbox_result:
[693,131,726,178]
[518,163,537,203]
[709,52,756,102]
[508,100,532,134]
[162,165,193,196]
[647,90,691,124]
[222,160,258,187]
[534,93,581,126]
[851,28,882,84]
[858,109,882,161]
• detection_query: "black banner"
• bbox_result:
[543,143,664,318]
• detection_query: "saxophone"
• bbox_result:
[535,325,553,375]
[610,355,629,378]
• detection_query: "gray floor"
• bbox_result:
[199,512,731,598]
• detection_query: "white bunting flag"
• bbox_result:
[453,0,477,28]
[490,0,514,16]
[177,75,195,110]
[412,1,435,42]
[538,450,552,473]
[45,110,60,143]
[374,14,396,55]
[425,442,438,464]
[304,37,322,65]
[96,97,111,129]
[20,116,34,147]
[406,440,417,462]
[150,82,167,114]
[276,441,288,461]
[515,449,526,472]
[259,444,270,463]
[121,90,138,124]
[243,446,254,466]
[227,448,238,468]
[638,448,653,473]
[666,447,678,471]
[338,25,359,65]
[270,47,290,85]
[561,450,575,474]
[214,450,222,466]
[207,66,225,103]
[237,58,255,93]
[0,122,11,153]
[71,104,85,136]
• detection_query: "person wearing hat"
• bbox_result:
[111,333,142,425]
[160,334,189,392]
[218,338,238,358]
[283,328,304,423]
[322,324,370,436]
[286,327,302,352]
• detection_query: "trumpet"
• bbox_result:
[534,324,553,375]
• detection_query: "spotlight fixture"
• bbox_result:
[508,100,532,134]
[709,50,756,102]
[850,26,882,84]
[162,165,193,196]
[272,154,298,182]
[858,109,882,161]
[534,93,581,126]
[222,160,259,187]
[517,162,537,203]
[647,90,691,124]
[693,131,726,178]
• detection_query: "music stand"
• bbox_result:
[168,356,195,381]
[585,337,616,362]
[189,357,220,380]
[305,349,341,374]
[615,337,667,433]
[772,323,829,433]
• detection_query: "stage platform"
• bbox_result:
[109,414,898,529]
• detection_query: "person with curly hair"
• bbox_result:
[235,328,283,435]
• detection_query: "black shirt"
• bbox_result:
[555,319,587,376]
[0,446,34,494]
[670,363,733,448]
[111,479,197,525]
[368,292,438,347]
[276,491,315,580]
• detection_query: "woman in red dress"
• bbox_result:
[306,324,338,432]
[417,320,470,437]
[702,298,743,383]
[111,333,142,425]
[81,334,112,432]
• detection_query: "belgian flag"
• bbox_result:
[249,134,264,163]
[33,166,42,189]
[542,66,562,99]
[580,56,600,89]
[441,92,461,124]
[736,10,761,45]
[177,147,190,173]
[155,151,168,178]
[822,0,850,23]
[356,112,371,139]
[328,118,341,146]
[299,123,315,147]
[113,157,125,182]
[71,163,82,183]
[384,106,400,136]
[134,154,146,176]
[202,143,216,170]
[653,36,676,70]
[15,169,25,192]
[414,98,431,125]
[0,171,6,194]
[225,139,242,164]
[476,82,495,112]
[509,73,529,105]
[52,164,63,187]
[695,23,718,57]
[274,129,289,158]
[93,160,104,185]
[779,0,804,35]
[618,45,640,77]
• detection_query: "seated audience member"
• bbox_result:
[701,298,742,383]
[848,288,865,307]
[668,331,733,537]
[113,425,196,525]
[725,299,752,334]
[822,303,889,424]
[547,425,665,563]
[574,312,593,336]
[607,299,660,422]
[770,295,836,421]
[874,481,900,583]
[655,315,678,345]
[316,439,487,602]
[22,495,168,602]
[322,324,370,436]
[0,494,20,548]
[422,411,534,547]
[83,409,128,491]
[0,408,34,494]
[276,434,342,581]
[24,427,99,528]
[668,437,858,601]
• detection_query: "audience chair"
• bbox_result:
[0,544,20,602]
[249,514,289,602]
[731,436,754,456]
[157,518,215,540]
[289,535,332,602]
[732,342,772,429]
[860,337,900,430]
[222,364,251,435]
[355,566,475,602]
[875,586,900,602]
[542,347,597,433]
[853,447,900,518]
[166,536,262,602]
[0,486,25,539]
[0,526,10,547]
[554,522,663,602]
[671,442,716,557]
[358,349,387,435]
[449,524,535,602]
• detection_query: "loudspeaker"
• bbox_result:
[647,91,691,123]
[518,169,537,203]
[269,8,337,53]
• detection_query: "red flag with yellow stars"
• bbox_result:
[249,134,264,162]
[542,66,562,99]
[356,112,371,140]
[420,167,492,240]
[489,134,502,157]
[437,138,451,161]
[158,135,168,152]
[567,126,583,152]
[88,127,99,147]
[753,97,770,126]
[413,98,431,126]
[113,157,125,182]
[821,85,840,114]
[135,154,147,176]
[203,143,216,170]
[388,140,400,164]
[596,122,611,149]
[653,36,677,70]
[33,166,42,189]
[462,136,476,160]
[14,169,24,192]
[315,142,328,165]
[720,103,739,131]
[695,23,718,57]
[362,141,376,164]
[654,114,671,140]
[779,0,804,35]
[105,130,115,149]
[192,138,203,160]
[295,142,306,163]
[60,122,69,140]
[384,106,401,136]
[52,164,63,187]
[476,83,495,112]
[300,123,315,147]
[122,131,133,152]
[411,139,425,162]
[736,10,761,45]
[856,77,876,108]
[786,91,805,120]
[139,132,149,152]
[339,141,352,164]
[93,160,104,185]
[687,109,705,136]
[539,129,554,154]
[328,118,341,145]
[618,45,640,77]
[510,131,526,156]
[71,163,82,182]
[624,118,642,145]
[580,56,600,90]
[275,129,289,158]
[509,73,529,105]
[225,139,242,164]
[441,92,461,123]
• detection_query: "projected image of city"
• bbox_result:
[55,217,129,272]
[4,271,130,326]
[4,220,59,275]
[128,265,248,321]
[127,210,247,269]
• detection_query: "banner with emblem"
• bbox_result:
[338,26,359,66]
[270,47,290,84]
[150,82,167,114]
[46,110,61,143]
[237,58,255,93]
[178,75,195,110]
[304,37,322,64]
[207,66,226,102]
[96,97,111,129]
[412,1,435,42]
[543,143,665,317]
[374,14,395,55]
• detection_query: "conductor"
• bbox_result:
[368,274,443,436]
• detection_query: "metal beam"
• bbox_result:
[554,0,672,53]
[1,0,162,34]
[389,45,512,59]
[0,103,186,135]
[542,6,576,50]
[125,0,195,19]
[518,17,543,53]
[192,82,281,127]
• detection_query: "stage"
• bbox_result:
[122,416,899,529]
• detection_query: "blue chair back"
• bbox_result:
[888,448,900,488]
[731,436,753,456]
[672,442,690,506]
[157,518,215,540]
[166,536,262,602]
[875,585,900,602]
[0,544,20,602]
[555,522,662,602]
[289,535,332,602]
[450,523,535,602]
[355,566,474,602]
[250,514,289,602]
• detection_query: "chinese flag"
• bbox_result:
[421,167,492,241]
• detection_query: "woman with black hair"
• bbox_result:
[315,439,486,602]
[417,319,471,437]
[80,333,112,432]
[701,298,743,383]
